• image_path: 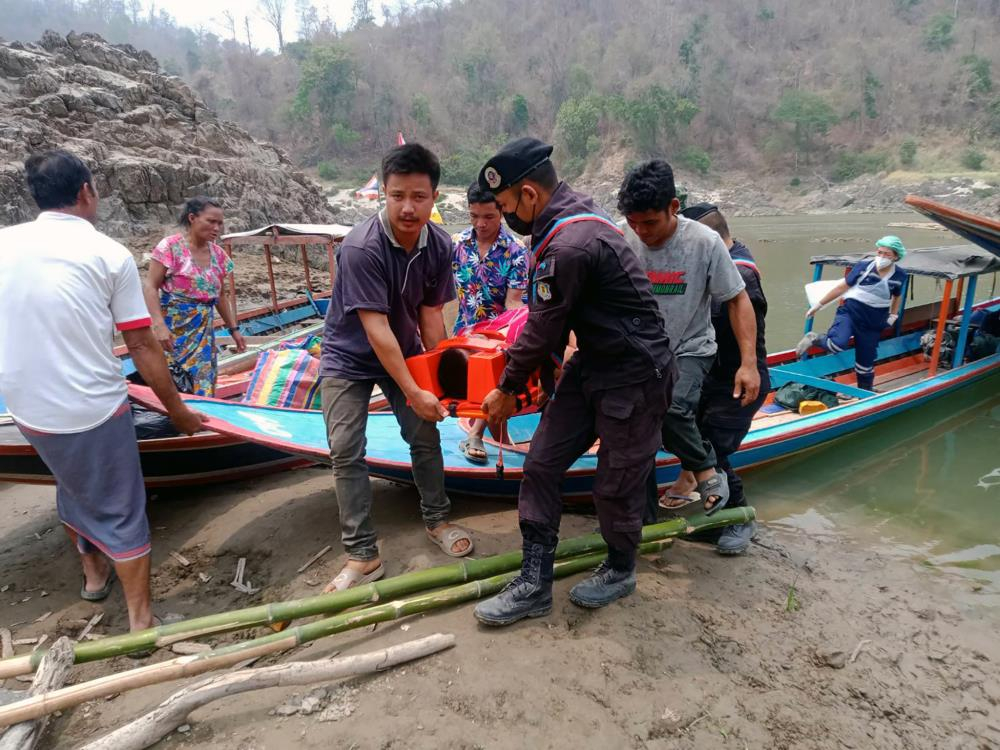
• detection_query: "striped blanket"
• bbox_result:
[242,349,322,410]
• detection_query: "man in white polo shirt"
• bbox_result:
[0,150,204,634]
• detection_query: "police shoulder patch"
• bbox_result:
[536,281,552,301]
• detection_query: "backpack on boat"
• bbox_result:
[773,382,840,411]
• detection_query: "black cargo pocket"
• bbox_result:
[598,392,639,471]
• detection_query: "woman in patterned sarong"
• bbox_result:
[143,197,246,396]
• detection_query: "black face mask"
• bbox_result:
[503,189,534,236]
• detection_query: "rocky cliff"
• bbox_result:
[0,31,334,246]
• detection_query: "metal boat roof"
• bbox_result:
[221,223,352,245]
[810,244,1000,280]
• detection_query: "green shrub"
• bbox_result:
[331,122,360,148]
[317,161,339,181]
[555,96,602,158]
[831,150,890,182]
[899,139,917,167]
[789,176,801,186]
[961,148,987,171]
[923,12,955,52]
[679,146,711,175]
[561,156,587,180]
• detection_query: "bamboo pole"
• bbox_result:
[0,508,754,678]
[78,634,455,750]
[0,527,725,727]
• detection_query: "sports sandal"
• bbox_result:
[458,435,489,465]
[426,524,474,557]
[699,471,731,516]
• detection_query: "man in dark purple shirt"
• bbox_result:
[319,143,473,592]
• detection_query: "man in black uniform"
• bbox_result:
[472,138,675,626]
[681,203,769,554]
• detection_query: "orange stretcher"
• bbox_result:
[405,331,542,419]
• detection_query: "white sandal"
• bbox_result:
[324,562,385,593]
[426,525,474,558]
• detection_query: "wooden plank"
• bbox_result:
[300,244,313,292]
[0,637,74,750]
[928,279,954,377]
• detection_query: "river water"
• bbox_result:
[729,212,1000,607]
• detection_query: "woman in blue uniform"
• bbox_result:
[796,236,907,390]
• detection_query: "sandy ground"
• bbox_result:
[1,469,999,750]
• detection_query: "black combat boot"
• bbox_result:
[473,539,556,626]
[569,546,637,608]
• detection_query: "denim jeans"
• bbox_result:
[321,376,451,561]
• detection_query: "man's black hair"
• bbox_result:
[381,143,441,190]
[516,159,558,192]
[467,182,499,207]
[697,209,731,241]
[179,196,222,227]
[616,160,676,215]
[24,149,93,210]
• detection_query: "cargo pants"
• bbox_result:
[517,360,673,567]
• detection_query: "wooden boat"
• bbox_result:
[130,221,1000,499]
[904,195,1000,259]
[0,223,349,489]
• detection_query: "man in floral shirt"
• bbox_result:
[451,182,528,462]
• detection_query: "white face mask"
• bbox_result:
[875,256,893,270]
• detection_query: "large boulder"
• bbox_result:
[0,31,334,250]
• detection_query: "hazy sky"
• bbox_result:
[161,0,389,51]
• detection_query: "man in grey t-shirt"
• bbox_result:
[618,160,761,518]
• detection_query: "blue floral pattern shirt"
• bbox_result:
[451,226,528,333]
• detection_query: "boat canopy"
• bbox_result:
[904,195,1000,259]
[221,223,352,245]
[810,244,1000,280]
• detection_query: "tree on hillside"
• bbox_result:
[555,95,601,159]
[293,42,356,132]
[678,14,707,96]
[773,89,838,167]
[351,0,375,28]
[610,85,699,155]
[508,94,530,134]
[961,54,993,102]
[259,0,287,52]
[923,12,955,51]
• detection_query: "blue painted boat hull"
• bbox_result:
[137,344,1000,500]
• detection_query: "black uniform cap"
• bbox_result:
[680,202,719,221]
[478,137,554,194]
